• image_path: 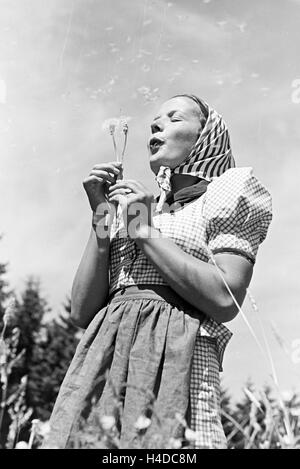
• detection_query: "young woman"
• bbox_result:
[44,94,272,449]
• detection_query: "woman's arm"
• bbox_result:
[71,161,122,329]
[135,226,253,323]
[70,227,110,329]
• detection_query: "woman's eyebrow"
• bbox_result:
[153,110,184,121]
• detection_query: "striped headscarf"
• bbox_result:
[155,95,235,212]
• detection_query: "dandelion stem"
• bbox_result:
[111,133,118,162]
[121,130,128,164]
[0,361,8,435]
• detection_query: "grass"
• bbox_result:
[0,281,299,449]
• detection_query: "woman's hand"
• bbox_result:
[83,161,123,212]
[107,179,155,238]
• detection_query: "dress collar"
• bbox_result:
[155,178,210,206]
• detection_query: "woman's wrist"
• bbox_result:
[92,210,112,239]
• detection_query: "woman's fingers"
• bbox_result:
[92,162,122,175]
[108,180,140,193]
[108,187,132,197]
[89,169,116,185]
[83,175,104,186]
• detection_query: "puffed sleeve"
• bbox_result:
[202,167,273,265]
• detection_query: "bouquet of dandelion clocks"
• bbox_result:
[102,116,131,180]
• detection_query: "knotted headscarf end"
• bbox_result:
[155,166,172,213]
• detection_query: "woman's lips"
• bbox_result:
[149,137,165,155]
[150,143,164,155]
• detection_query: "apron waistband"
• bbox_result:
[107,284,204,319]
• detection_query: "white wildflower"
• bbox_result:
[3,298,17,327]
[259,440,270,449]
[281,390,294,402]
[168,437,182,449]
[185,428,198,442]
[282,434,293,446]
[38,421,51,438]
[134,415,151,430]
[100,415,116,431]
[15,441,29,449]
[175,412,187,427]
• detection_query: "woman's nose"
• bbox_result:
[151,122,163,133]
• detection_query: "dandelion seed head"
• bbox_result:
[102,118,119,134]
[119,115,131,133]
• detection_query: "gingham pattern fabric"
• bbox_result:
[155,96,235,212]
[190,336,228,448]
[107,166,272,446]
[109,167,272,295]
[204,167,273,264]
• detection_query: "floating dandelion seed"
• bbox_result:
[0,79,7,104]
[140,49,152,56]
[232,78,243,85]
[238,22,247,32]
[142,64,151,72]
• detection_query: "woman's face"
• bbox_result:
[148,97,202,174]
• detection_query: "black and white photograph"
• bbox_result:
[0,0,299,453]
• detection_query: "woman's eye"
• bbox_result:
[171,117,181,122]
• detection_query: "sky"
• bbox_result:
[0,0,300,400]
